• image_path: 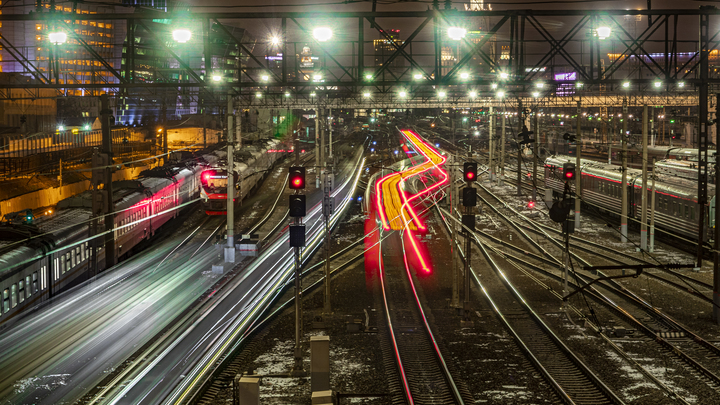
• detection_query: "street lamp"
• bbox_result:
[172,29,192,43]
[447,27,467,41]
[654,81,662,88]
[438,91,447,98]
[365,74,373,80]
[363,92,371,98]
[399,90,408,98]
[678,81,685,88]
[285,92,291,97]
[270,36,281,46]
[413,73,423,80]
[532,91,540,98]
[313,27,333,42]
[469,91,477,98]
[535,82,544,89]
[313,74,323,82]
[496,91,505,98]
[256,92,262,98]
[261,74,270,82]
[460,72,470,79]
[499,72,509,80]
[48,31,67,45]
[211,73,222,82]
[491,83,498,89]
[622,81,630,88]
[596,26,611,40]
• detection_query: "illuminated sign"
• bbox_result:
[554,72,577,81]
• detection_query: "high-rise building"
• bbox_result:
[373,29,405,79]
[0,0,133,95]
[117,19,256,125]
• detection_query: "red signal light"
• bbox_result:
[289,166,306,190]
[528,201,535,209]
[465,172,475,180]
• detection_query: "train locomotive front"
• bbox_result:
[200,168,237,215]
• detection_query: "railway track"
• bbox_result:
[378,229,468,405]
[475,182,720,399]
[433,206,623,404]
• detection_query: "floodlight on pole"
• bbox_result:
[270,36,281,46]
[313,27,333,42]
[313,74,322,82]
[447,27,467,40]
[460,72,470,79]
[532,91,540,98]
[363,92,371,98]
[622,81,630,88]
[413,73,423,80]
[172,29,192,43]
[596,26,611,40]
[438,91,447,98]
[491,83,498,89]
[48,32,67,45]
[496,91,505,98]
[499,72,509,80]
[262,74,270,82]
[256,92,262,98]
[365,74,373,80]
[469,91,477,98]
[535,82,544,89]
[678,81,685,88]
[654,81,662,88]
[399,91,408,98]
[211,73,222,82]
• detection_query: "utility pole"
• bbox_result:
[641,105,649,250]
[621,98,628,243]
[100,94,115,270]
[500,112,506,183]
[323,167,333,314]
[533,111,539,202]
[489,107,494,181]
[225,92,235,263]
[575,101,581,229]
[715,93,720,324]
[650,157,656,253]
[698,10,711,267]
[329,108,333,162]
[315,106,321,186]
[517,99,523,196]
[450,155,460,309]
[161,101,168,157]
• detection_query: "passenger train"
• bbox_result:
[0,139,284,328]
[545,156,716,242]
[199,139,284,215]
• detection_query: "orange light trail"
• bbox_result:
[373,129,449,272]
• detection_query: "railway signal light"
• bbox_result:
[25,209,33,224]
[289,224,306,247]
[289,166,305,189]
[562,162,576,181]
[518,125,534,145]
[462,187,477,207]
[528,200,535,210]
[289,195,306,217]
[563,132,577,143]
[462,214,475,232]
[463,162,477,182]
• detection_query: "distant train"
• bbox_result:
[545,156,716,242]
[199,139,284,215]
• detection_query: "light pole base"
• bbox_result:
[224,246,236,263]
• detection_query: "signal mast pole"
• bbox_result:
[225,91,235,263]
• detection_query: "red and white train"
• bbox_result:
[200,139,284,215]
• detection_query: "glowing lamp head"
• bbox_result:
[289,166,306,189]
[172,29,192,43]
[528,201,535,209]
[463,162,478,182]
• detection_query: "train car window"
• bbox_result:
[54,258,59,280]
[33,272,39,293]
[691,206,695,220]
[684,205,689,219]
[26,276,32,297]
[18,280,24,304]
[81,243,86,261]
[673,201,677,215]
[71,250,76,268]
[599,182,603,193]
[10,284,17,308]
[3,289,9,313]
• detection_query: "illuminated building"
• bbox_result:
[373,29,405,79]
